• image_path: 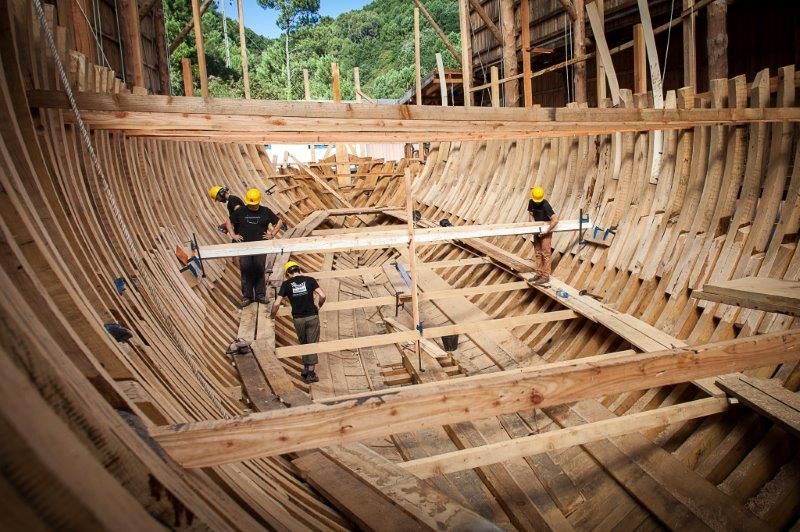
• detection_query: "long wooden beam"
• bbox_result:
[401,397,730,478]
[198,220,586,259]
[25,91,800,142]
[413,0,461,64]
[150,330,800,466]
[275,310,576,358]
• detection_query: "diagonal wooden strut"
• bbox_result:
[150,330,800,466]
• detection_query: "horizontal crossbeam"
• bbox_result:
[150,330,800,466]
[400,397,730,478]
[26,91,800,142]
[200,220,586,259]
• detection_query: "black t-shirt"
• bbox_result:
[230,205,279,242]
[226,195,245,232]
[226,195,245,217]
[528,199,556,222]
[278,275,320,317]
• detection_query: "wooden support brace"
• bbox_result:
[150,330,800,465]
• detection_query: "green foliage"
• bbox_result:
[165,0,460,100]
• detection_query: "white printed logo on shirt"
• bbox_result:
[290,281,308,296]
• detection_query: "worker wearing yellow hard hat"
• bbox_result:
[208,185,245,237]
[527,185,559,286]
[270,260,327,383]
[229,187,282,307]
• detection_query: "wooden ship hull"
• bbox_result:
[1,0,799,530]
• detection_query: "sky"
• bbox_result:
[214,0,373,39]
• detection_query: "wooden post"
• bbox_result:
[237,0,250,99]
[353,67,362,103]
[707,0,728,83]
[458,0,472,106]
[181,58,194,96]
[413,0,461,64]
[303,69,311,100]
[414,7,422,105]
[520,0,533,107]
[71,0,95,62]
[120,0,145,87]
[499,0,519,106]
[435,53,448,106]
[153,2,170,94]
[682,0,697,89]
[573,0,587,103]
[633,24,647,94]
[585,2,619,105]
[490,65,500,107]
[331,63,341,102]
[169,0,213,54]
[403,167,422,370]
[595,0,606,102]
[190,0,208,97]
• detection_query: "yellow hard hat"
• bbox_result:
[209,185,224,200]
[284,261,300,273]
[244,188,261,206]
[531,186,545,203]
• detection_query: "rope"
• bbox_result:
[32,0,232,421]
[661,0,677,85]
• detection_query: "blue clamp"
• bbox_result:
[415,323,424,334]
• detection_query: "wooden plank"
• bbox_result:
[189,0,208,97]
[151,330,800,465]
[490,66,500,108]
[331,62,341,103]
[694,277,800,316]
[414,8,422,105]
[520,0,533,107]
[457,0,472,107]
[293,452,423,531]
[180,58,193,96]
[585,0,620,105]
[274,310,575,358]
[413,0,461,64]
[198,219,587,259]
[303,69,311,100]
[321,445,501,531]
[402,397,729,478]
[683,0,697,88]
[236,0,250,99]
[717,375,800,437]
[435,53,448,107]
[633,24,647,94]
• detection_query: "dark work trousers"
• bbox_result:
[240,254,266,300]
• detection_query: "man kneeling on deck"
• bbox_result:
[270,261,326,384]
[528,186,559,286]
[230,188,281,307]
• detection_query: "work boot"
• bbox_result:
[301,365,309,380]
[239,298,253,308]
[256,297,269,305]
[533,276,550,286]
[304,371,319,384]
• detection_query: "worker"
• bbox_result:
[527,186,559,285]
[229,188,281,307]
[270,261,326,383]
[208,185,244,236]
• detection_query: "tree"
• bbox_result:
[257,0,320,98]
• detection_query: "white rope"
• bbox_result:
[32,0,232,420]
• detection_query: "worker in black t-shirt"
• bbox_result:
[229,188,281,307]
[527,186,559,285]
[270,261,326,383]
[208,185,245,236]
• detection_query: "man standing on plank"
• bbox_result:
[230,188,281,307]
[208,185,244,236]
[527,185,559,286]
[270,261,326,384]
